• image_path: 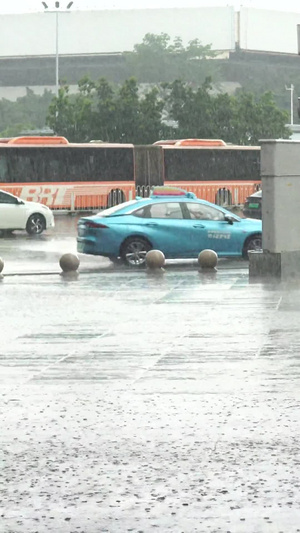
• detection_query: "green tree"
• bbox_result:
[124,33,218,84]
[47,78,97,142]
[139,87,166,144]
[234,91,290,144]
[47,75,290,145]
[0,88,53,137]
[47,76,167,144]
[93,78,118,141]
[166,79,290,144]
[114,78,140,142]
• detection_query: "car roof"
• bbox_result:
[248,190,262,198]
[142,195,226,207]
[115,195,230,214]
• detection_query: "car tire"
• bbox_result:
[26,213,46,235]
[108,256,122,265]
[120,236,152,267]
[0,229,14,237]
[242,234,262,259]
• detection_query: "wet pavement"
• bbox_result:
[1,217,300,532]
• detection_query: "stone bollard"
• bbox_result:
[146,250,165,272]
[59,253,80,278]
[198,249,218,270]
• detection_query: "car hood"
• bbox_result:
[248,191,262,199]
[23,200,50,211]
[243,217,262,226]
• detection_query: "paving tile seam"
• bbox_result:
[181,295,284,468]
[121,280,246,478]
[0,331,112,408]
[1,278,188,404]
[126,280,241,389]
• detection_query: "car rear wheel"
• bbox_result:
[242,234,262,259]
[121,237,152,267]
[26,213,46,235]
[108,256,122,265]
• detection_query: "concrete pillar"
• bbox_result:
[249,140,300,279]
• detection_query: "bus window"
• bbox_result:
[91,148,134,181]
[164,148,260,181]
[0,154,9,181]
[66,149,92,181]
[9,149,38,182]
[37,148,67,182]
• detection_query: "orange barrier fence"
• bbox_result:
[0,182,136,210]
[167,181,261,206]
[136,182,261,205]
[0,180,260,211]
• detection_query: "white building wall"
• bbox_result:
[0,7,299,63]
[239,8,300,54]
[0,7,235,58]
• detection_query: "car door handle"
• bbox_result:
[193,224,205,228]
[145,223,158,227]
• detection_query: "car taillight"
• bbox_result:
[84,221,108,229]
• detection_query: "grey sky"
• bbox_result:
[2,0,300,13]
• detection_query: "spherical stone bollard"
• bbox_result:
[146,250,165,270]
[198,249,218,270]
[59,253,80,273]
[0,257,4,274]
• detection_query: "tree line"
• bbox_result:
[47,76,289,145]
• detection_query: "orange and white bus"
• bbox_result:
[0,136,137,210]
[0,136,261,210]
[149,139,261,206]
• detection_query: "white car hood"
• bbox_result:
[23,200,50,211]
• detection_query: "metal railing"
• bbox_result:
[166,181,261,206]
[136,185,151,198]
[1,181,260,211]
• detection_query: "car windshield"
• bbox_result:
[96,200,139,217]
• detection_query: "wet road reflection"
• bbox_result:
[1,216,300,532]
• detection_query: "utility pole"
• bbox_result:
[285,84,294,125]
[42,1,74,97]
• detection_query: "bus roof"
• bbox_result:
[154,139,227,147]
[0,139,134,149]
[7,136,69,145]
[153,140,179,146]
[71,142,134,148]
[162,144,260,150]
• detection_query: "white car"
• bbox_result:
[0,190,55,235]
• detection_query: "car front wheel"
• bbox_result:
[26,214,46,235]
[121,237,152,267]
[242,234,262,259]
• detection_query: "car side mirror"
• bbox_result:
[17,199,24,205]
[224,214,234,225]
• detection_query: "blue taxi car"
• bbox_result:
[77,187,262,266]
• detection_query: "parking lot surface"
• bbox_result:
[1,217,300,532]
